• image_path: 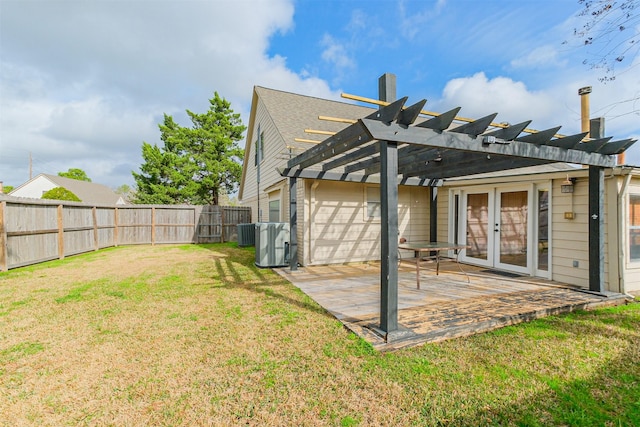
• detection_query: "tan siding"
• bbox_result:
[437,189,450,242]
[241,98,289,222]
[550,177,591,287]
[308,181,428,265]
[603,177,617,291]
[624,265,640,294]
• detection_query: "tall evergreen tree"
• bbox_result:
[132,93,245,205]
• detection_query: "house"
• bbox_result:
[9,174,127,205]
[238,81,640,297]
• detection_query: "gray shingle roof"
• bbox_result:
[239,86,376,199]
[254,86,374,152]
[41,174,124,204]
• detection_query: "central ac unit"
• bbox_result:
[255,222,289,267]
[237,223,255,247]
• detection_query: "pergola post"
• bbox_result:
[289,177,298,271]
[588,166,605,293]
[430,187,438,243]
[379,140,399,335]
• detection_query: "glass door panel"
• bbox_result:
[537,190,549,272]
[497,190,528,269]
[466,193,490,261]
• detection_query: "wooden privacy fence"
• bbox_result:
[0,196,251,271]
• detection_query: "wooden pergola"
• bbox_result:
[280,77,636,342]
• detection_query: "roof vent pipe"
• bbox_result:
[579,86,592,137]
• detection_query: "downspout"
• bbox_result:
[309,181,320,265]
[617,170,632,294]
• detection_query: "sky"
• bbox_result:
[1,0,639,190]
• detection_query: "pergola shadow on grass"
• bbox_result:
[197,243,331,317]
[282,74,636,342]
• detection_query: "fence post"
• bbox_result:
[151,206,156,245]
[57,204,65,260]
[221,206,225,243]
[92,206,99,251]
[114,207,119,247]
[0,201,7,271]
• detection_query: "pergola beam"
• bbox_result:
[322,141,380,172]
[360,119,617,168]
[484,120,532,141]
[597,138,636,155]
[404,155,547,179]
[289,121,372,170]
[516,126,562,144]
[278,167,442,187]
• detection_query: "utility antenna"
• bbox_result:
[29,152,33,180]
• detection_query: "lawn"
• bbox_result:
[0,244,638,426]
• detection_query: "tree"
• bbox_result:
[58,168,92,182]
[2,185,14,193]
[571,0,639,81]
[42,187,81,202]
[114,184,135,201]
[132,92,245,205]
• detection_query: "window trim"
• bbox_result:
[268,199,280,222]
[628,193,640,263]
[364,185,381,221]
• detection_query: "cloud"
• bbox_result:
[398,0,447,40]
[0,0,338,189]
[320,34,356,70]
[511,45,567,69]
[433,72,560,129]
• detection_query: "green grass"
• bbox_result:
[0,243,638,426]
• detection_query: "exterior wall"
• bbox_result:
[436,189,450,243]
[10,176,55,199]
[303,180,429,265]
[241,97,288,222]
[550,176,590,288]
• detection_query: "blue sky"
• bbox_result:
[1,0,638,189]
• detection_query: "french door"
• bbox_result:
[458,185,549,277]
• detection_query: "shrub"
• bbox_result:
[41,187,81,202]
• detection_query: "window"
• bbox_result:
[537,189,549,271]
[269,199,280,222]
[366,187,380,219]
[629,195,640,261]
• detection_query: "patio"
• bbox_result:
[275,260,630,351]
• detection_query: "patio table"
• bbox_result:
[398,241,470,288]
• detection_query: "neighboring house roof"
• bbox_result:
[9,174,127,205]
[239,86,375,200]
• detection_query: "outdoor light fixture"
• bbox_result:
[482,135,496,144]
[561,175,577,193]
